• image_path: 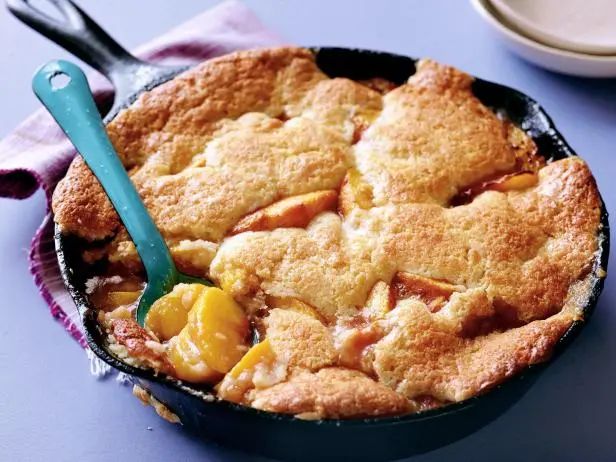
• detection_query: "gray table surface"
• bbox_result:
[1,1,615,461]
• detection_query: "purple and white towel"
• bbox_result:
[0,1,282,355]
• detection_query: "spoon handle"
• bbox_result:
[32,60,177,297]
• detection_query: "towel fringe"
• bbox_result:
[86,347,112,378]
[115,372,132,385]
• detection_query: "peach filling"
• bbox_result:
[145,285,250,383]
[339,168,374,215]
[393,272,463,312]
[217,339,279,403]
[88,275,144,312]
[451,171,539,206]
[337,324,384,375]
[145,283,205,341]
[230,190,338,235]
[362,280,395,321]
[106,291,141,307]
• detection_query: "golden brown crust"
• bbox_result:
[251,368,413,419]
[265,308,337,371]
[133,385,181,424]
[52,158,120,240]
[109,318,173,374]
[52,47,337,242]
[353,59,536,207]
[372,298,577,402]
[211,159,600,326]
[55,47,603,418]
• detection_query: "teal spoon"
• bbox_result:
[32,60,211,326]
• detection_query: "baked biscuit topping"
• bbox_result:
[54,47,602,419]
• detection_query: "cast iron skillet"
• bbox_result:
[8,0,610,460]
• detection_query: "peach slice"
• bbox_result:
[107,290,141,307]
[226,339,276,380]
[218,339,278,403]
[392,272,463,312]
[491,172,538,192]
[145,283,205,341]
[165,286,250,383]
[168,331,221,383]
[185,287,250,373]
[362,281,394,321]
[451,171,539,205]
[106,305,132,320]
[230,190,338,235]
[336,324,384,375]
[339,168,373,215]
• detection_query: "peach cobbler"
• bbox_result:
[53,47,603,420]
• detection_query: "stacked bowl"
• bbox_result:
[471,0,616,77]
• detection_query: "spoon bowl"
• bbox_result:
[32,59,212,326]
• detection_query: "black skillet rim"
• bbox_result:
[55,46,610,428]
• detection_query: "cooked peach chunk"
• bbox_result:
[265,295,326,323]
[337,324,384,375]
[218,339,279,403]
[230,190,338,235]
[168,331,221,383]
[166,286,250,383]
[107,290,141,307]
[392,272,463,312]
[491,172,538,192]
[145,283,205,341]
[452,171,539,205]
[227,339,276,380]
[186,287,250,373]
[339,168,373,215]
[107,305,132,320]
[362,281,394,321]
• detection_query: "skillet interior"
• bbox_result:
[55,47,610,461]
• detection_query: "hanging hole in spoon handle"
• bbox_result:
[32,59,187,326]
[49,71,71,90]
[7,0,185,116]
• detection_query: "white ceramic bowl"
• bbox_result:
[491,0,616,55]
[471,0,616,78]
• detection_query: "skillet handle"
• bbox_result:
[6,0,139,76]
[6,0,182,110]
